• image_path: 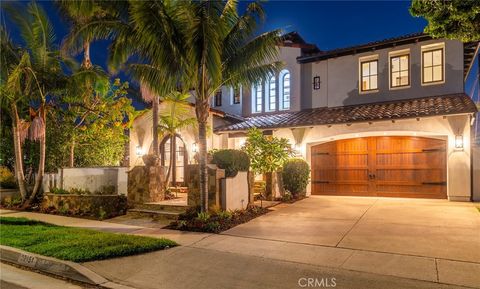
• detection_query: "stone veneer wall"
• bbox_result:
[127,165,166,204]
[185,164,225,209]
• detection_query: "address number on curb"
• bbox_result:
[18,253,37,267]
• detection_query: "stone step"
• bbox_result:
[127,209,182,219]
[134,203,188,213]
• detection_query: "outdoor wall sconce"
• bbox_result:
[135,145,144,156]
[192,142,198,153]
[313,76,320,90]
[454,135,464,150]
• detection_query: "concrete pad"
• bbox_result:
[437,259,480,288]
[0,209,18,215]
[338,221,480,263]
[193,234,354,268]
[341,250,437,282]
[225,215,356,246]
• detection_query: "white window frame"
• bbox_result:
[251,84,263,113]
[279,69,291,111]
[389,49,410,90]
[358,54,379,94]
[421,42,445,86]
[265,75,276,112]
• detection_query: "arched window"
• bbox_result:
[266,75,276,112]
[252,84,262,113]
[279,70,290,110]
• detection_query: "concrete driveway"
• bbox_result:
[224,196,480,263]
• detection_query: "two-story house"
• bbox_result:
[214,32,479,201]
[129,32,478,201]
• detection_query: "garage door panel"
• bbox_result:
[311,136,447,199]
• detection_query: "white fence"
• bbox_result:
[43,167,128,195]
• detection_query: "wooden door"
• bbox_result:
[311,136,447,199]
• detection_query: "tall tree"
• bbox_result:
[410,0,480,42]
[183,1,282,211]
[1,1,67,204]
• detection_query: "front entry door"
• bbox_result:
[311,136,447,199]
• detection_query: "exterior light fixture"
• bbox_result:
[454,135,464,150]
[313,76,320,90]
[192,142,198,153]
[135,145,144,156]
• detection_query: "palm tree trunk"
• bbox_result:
[81,41,92,69]
[152,95,159,156]
[11,104,27,201]
[165,135,174,188]
[195,99,210,212]
[69,138,75,167]
[25,107,46,207]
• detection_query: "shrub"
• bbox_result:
[282,158,310,196]
[0,166,16,189]
[211,149,250,177]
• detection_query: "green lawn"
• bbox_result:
[0,217,177,262]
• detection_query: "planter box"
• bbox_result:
[41,194,127,220]
[221,171,249,211]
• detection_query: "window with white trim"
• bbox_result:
[390,54,409,88]
[252,84,262,113]
[232,86,241,104]
[422,47,443,84]
[279,70,290,110]
[266,75,276,112]
[360,59,378,92]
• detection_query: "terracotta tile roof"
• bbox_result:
[214,94,477,132]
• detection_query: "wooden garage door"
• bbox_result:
[311,136,447,199]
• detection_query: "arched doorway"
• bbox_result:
[160,135,188,186]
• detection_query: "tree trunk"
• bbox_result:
[165,135,174,188]
[69,138,75,167]
[81,41,92,69]
[195,99,210,212]
[25,108,46,207]
[152,95,159,156]
[11,104,27,201]
[265,172,273,200]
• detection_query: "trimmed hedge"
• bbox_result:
[282,158,310,196]
[212,149,250,177]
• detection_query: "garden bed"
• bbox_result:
[166,205,269,233]
[40,193,128,220]
[0,217,177,262]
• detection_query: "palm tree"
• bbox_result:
[1,2,67,205]
[157,92,196,187]
[183,1,283,211]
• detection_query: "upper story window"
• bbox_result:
[232,86,241,104]
[422,45,444,84]
[360,59,378,92]
[214,90,222,107]
[279,70,290,110]
[390,54,410,88]
[252,84,262,113]
[266,75,276,112]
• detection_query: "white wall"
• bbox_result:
[56,167,128,195]
[221,171,249,210]
[269,114,473,201]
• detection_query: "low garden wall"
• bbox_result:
[221,171,249,211]
[44,167,128,195]
[41,194,128,220]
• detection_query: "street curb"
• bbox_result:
[0,245,135,288]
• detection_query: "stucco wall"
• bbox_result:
[221,171,249,210]
[59,167,128,195]
[305,39,465,108]
[473,145,480,201]
[225,114,472,201]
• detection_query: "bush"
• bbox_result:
[282,158,310,196]
[212,149,250,177]
[0,166,16,189]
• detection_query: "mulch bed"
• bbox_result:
[166,205,270,233]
